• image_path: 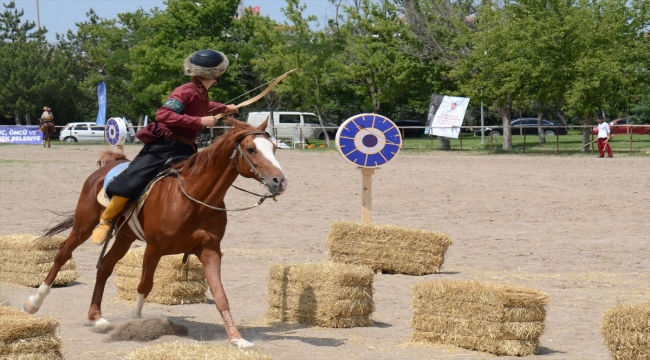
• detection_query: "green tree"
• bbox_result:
[0,1,83,125]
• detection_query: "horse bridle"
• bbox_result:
[173,130,278,212]
[230,130,275,192]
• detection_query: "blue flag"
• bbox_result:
[96,81,107,125]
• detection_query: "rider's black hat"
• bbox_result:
[184,50,229,80]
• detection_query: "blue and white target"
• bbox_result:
[105,117,127,146]
[335,113,402,168]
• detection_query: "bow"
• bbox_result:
[213,68,298,121]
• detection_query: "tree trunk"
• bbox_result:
[537,111,546,144]
[498,107,513,151]
[14,114,21,125]
[439,137,450,150]
[580,115,592,152]
[315,107,330,148]
[25,113,31,125]
[555,102,567,125]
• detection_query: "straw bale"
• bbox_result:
[266,262,374,328]
[412,331,539,356]
[411,280,549,356]
[0,306,61,359]
[0,249,59,264]
[113,248,208,305]
[326,220,452,275]
[117,248,203,270]
[0,234,66,251]
[412,300,546,322]
[125,341,275,360]
[413,280,550,308]
[113,266,205,282]
[601,301,650,360]
[412,315,544,340]
[0,354,62,360]
[115,276,207,297]
[0,269,77,288]
[116,290,207,305]
[0,235,77,288]
[0,334,61,354]
[0,306,59,342]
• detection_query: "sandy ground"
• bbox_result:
[0,143,648,360]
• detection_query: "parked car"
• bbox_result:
[247,111,338,140]
[59,122,134,143]
[394,120,425,137]
[590,118,650,136]
[474,118,568,136]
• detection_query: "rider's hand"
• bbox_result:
[200,116,217,127]
[223,104,239,115]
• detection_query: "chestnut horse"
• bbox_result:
[24,118,287,348]
[41,121,55,148]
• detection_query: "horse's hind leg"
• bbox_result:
[88,233,135,325]
[199,248,253,349]
[130,245,163,319]
[24,220,93,314]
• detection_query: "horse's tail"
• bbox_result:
[39,212,75,239]
[97,150,129,168]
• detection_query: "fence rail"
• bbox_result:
[19,124,650,154]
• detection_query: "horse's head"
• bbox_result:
[226,118,288,196]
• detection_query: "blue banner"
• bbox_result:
[0,125,43,144]
[96,81,107,125]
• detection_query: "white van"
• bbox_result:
[246,111,337,140]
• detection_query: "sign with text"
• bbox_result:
[428,96,470,139]
[0,126,43,144]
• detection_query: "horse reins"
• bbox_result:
[173,130,278,212]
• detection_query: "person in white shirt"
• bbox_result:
[597,115,613,157]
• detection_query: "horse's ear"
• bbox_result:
[258,116,269,131]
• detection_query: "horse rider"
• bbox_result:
[90,49,239,245]
[39,106,54,131]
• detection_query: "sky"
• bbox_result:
[11,0,339,42]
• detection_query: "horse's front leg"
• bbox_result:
[88,234,135,325]
[130,245,163,319]
[24,216,95,314]
[199,248,253,349]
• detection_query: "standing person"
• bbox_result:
[596,115,613,158]
[91,49,238,245]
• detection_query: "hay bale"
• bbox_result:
[0,305,62,359]
[125,342,275,359]
[326,220,452,276]
[0,234,77,287]
[114,247,207,305]
[601,301,650,360]
[411,280,550,356]
[266,262,374,328]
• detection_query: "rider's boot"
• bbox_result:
[91,195,129,245]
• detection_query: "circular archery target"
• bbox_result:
[335,113,402,168]
[105,117,127,146]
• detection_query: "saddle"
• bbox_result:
[97,156,190,241]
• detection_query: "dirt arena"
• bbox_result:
[0,143,648,359]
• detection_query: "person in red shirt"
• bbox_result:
[91,49,238,245]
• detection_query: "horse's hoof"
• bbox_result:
[23,297,39,314]
[230,338,254,349]
[94,318,110,326]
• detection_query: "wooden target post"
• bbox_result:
[105,117,128,151]
[335,114,402,223]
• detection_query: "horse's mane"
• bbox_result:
[172,118,259,176]
[97,149,129,168]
